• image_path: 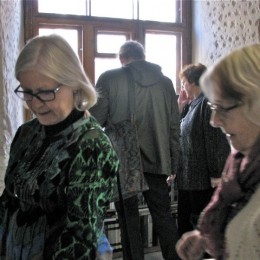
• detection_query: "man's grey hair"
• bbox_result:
[119,40,145,60]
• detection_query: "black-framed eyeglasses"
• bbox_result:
[14,84,63,102]
[207,101,241,117]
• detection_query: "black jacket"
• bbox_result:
[177,93,230,190]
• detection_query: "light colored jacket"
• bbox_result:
[225,185,260,259]
[90,60,180,176]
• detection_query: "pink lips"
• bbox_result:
[37,111,50,116]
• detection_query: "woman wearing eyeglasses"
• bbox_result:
[0,34,119,259]
[176,44,260,260]
[176,64,230,240]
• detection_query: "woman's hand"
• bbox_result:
[166,174,176,187]
[176,230,205,260]
[178,89,190,113]
[210,177,221,188]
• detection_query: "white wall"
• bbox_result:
[192,0,260,65]
[0,0,24,191]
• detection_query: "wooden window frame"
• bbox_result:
[24,0,191,81]
[23,0,191,125]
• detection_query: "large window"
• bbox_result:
[24,0,191,91]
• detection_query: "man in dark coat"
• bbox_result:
[90,41,180,260]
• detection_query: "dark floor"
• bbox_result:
[113,250,164,260]
[113,252,215,260]
[113,249,215,260]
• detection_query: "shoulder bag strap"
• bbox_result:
[116,67,136,259]
[124,66,136,124]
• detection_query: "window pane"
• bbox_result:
[39,28,79,58]
[38,0,86,15]
[91,0,133,19]
[139,0,177,22]
[145,33,177,88]
[97,34,127,54]
[95,58,121,84]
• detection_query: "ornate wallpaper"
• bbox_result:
[193,0,260,65]
[0,0,24,190]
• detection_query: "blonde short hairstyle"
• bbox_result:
[15,34,97,110]
[200,44,260,126]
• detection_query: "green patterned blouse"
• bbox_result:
[0,112,119,259]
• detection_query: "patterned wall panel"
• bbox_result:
[0,0,24,190]
[193,0,260,65]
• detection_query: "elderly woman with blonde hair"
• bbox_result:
[176,44,260,260]
[0,34,118,259]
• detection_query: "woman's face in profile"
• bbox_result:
[209,87,260,156]
[181,77,196,100]
[19,70,75,125]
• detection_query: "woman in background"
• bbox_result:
[176,63,230,237]
[176,44,260,260]
[0,34,118,259]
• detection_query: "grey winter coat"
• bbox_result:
[90,60,180,177]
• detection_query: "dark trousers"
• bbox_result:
[115,172,179,260]
[177,189,214,237]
